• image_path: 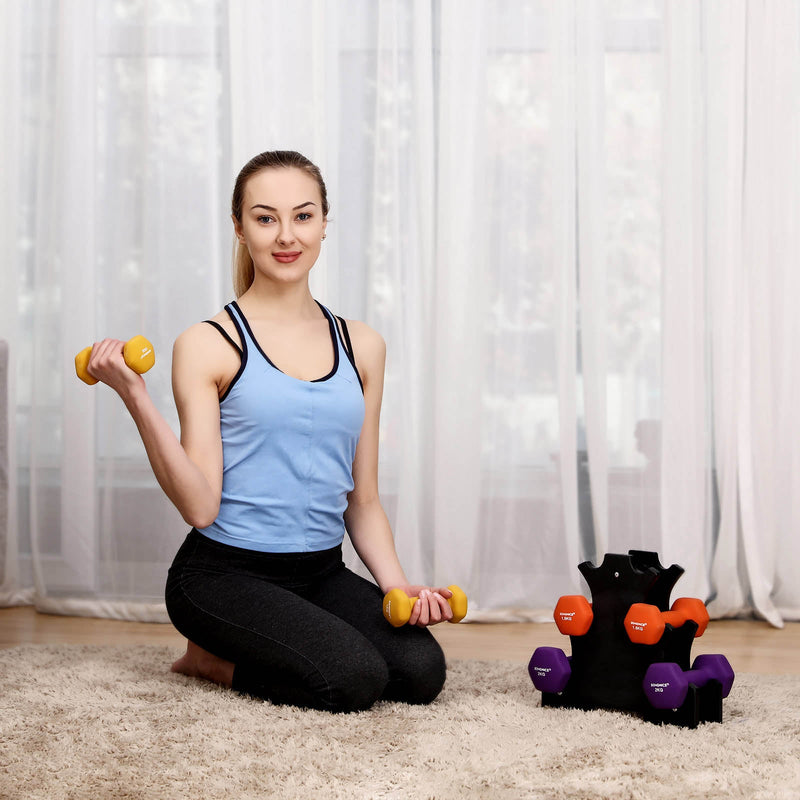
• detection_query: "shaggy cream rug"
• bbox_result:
[1,644,798,800]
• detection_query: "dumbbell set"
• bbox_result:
[528,550,735,728]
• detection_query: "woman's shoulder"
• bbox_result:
[174,318,220,348]
[336,318,386,388]
[340,318,385,360]
[173,309,240,360]
[206,305,237,327]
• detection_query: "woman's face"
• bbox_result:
[234,167,327,287]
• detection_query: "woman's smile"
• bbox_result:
[272,251,302,263]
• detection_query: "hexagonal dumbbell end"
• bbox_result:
[624,597,709,645]
[553,595,593,636]
[123,335,156,375]
[75,335,155,385]
[643,654,735,710]
[528,646,572,694]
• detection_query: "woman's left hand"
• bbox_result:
[402,586,454,628]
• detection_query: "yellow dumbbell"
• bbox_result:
[382,585,468,628]
[74,335,155,385]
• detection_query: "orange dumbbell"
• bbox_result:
[624,598,709,645]
[553,595,593,636]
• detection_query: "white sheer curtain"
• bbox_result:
[1,0,799,625]
[704,0,800,625]
[2,0,226,618]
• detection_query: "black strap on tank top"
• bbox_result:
[336,316,364,394]
[204,312,363,394]
[204,315,247,402]
[204,319,243,356]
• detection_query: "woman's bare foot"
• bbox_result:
[171,640,235,688]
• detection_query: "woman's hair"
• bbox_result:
[231,150,329,298]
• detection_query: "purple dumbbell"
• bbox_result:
[643,654,735,710]
[528,646,572,694]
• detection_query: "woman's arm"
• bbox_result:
[343,321,452,627]
[86,323,229,528]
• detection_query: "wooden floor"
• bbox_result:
[1,606,798,674]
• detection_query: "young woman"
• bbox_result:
[86,151,451,712]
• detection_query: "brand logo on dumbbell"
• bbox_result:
[553,596,593,636]
[629,619,648,631]
[528,647,571,694]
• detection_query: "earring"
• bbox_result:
[322,234,327,241]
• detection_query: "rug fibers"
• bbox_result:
[1,644,798,800]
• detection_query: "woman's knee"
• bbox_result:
[387,635,447,705]
[323,656,390,713]
[409,647,447,705]
[233,645,390,713]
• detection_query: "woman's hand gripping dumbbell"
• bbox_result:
[382,585,468,627]
[75,335,155,386]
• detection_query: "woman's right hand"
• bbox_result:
[86,338,147,398]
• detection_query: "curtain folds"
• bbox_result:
[0,1,27,607]
[659,1,710,602]
[2,0,798,625]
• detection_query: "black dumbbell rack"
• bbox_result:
[535,550,724,728]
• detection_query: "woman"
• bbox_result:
[86,151,451,712]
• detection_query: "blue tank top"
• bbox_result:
[198,300,365,552]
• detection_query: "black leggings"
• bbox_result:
[165,529,447,712]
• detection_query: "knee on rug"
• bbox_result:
[308,639,394,712]
[385,639,447,705]
[323,659,390,713]
[232,648,390,713]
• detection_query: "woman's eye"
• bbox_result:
[297,212,312,221]
[257,215,274,224]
